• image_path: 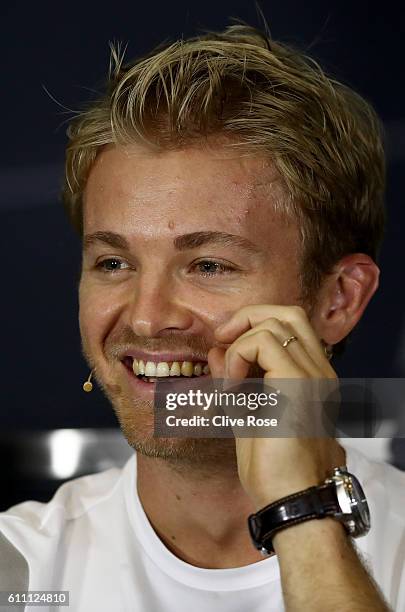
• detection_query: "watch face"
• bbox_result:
[349,473,371,532]
[332,468,371,537]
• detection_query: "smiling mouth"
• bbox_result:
[122,357,210,383]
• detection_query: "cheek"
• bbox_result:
[180,289,242,330]
[78,280,124,344]
[179,277,288,327]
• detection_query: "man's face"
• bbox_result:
[79,142,304,464]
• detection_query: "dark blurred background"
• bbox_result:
[1,1,404,510]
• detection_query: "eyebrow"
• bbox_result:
[83,230,262,256]
[83,231,129,252]
[173,232,262,255]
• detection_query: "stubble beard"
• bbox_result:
[92,361,238,474]
[82,322,268,474]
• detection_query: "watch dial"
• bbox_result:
[349,473,370,531]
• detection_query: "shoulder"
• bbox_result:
[0,455,136,591]
[344,443,405,523]
[0,460,130,554]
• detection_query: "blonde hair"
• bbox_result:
[62,22,385,353]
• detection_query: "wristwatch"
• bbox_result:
[248,466,370,555]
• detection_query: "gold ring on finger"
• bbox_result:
[282,335,298,348]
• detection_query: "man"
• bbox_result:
[1,22,404,611]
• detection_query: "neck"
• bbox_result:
[136,450,266,569]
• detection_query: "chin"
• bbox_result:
[97,365,238,469]
[116,403,237,467]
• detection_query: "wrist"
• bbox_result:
[272,514,347,551]
[247,466,370,555]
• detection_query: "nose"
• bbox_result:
[126,270,194,337]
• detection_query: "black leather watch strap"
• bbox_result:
[248,483,340,554]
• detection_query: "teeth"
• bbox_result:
[138,376,157,383]
[156,362,170,377]
[145,361,157,376]
[132,358,139,375]
[181,361,194,377]
[129,358,210,378]
[169,361,181,376]
[193,363,202,376]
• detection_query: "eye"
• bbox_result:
[95,258,130,273]
[191,260,236,278]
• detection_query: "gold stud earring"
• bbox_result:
[83,369,94,392]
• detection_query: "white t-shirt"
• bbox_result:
[0,443,404,612]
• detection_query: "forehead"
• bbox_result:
[83,143,297,250]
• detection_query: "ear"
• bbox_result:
[310,254,380,345]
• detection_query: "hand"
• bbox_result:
[207,305,344,510]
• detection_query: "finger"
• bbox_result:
[225,329,306,380]
[236,318,327,377]
[207,346,226,378]
[215,304,327,365]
